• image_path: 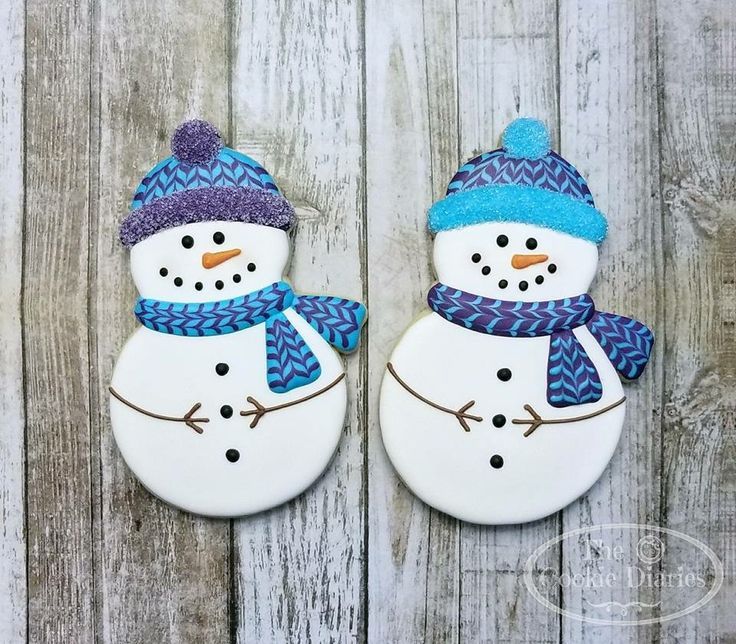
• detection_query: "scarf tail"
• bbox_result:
[547,329,604,407]
[265,313,322,393]
[587,312,654,380]
[294,295,367,352]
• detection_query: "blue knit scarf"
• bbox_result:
[428,283,653,408]
[135,281,366,394]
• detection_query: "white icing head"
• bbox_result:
[130,221,290,302]
[432,221,598,301]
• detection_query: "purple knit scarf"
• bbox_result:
[428,283,653,407]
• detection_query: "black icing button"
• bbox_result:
[215,362,229,376]
[220,405,233,419]
[496,368,512,382]
[226,448,240,463]
[490,454,504,469]
[492,414,506,428]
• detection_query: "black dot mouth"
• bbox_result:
[225,448,240,463]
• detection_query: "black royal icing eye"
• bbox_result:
[181,235,194,249]
[213,231,225,245]
[526,237,538,250]
[496,234,508,248]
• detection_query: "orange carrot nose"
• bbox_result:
[511,253,549,269]
[202,248,242,269]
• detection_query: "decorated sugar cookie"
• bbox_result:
[110,120,366,517]
[379,118,653,525]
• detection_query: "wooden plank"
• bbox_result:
[0,0,25,641]
[365,0,461,641]
[454,2,563,642]
[24,1,95,641]
[656,1,735,640]
[231,2,367,641]
[557,1,664,640]
[90,1,231,642]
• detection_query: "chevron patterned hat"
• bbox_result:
[428,118,607,244]
[119,120,295,246]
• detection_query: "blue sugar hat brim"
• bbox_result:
[428,184,608,244]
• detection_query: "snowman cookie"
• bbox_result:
[110,120,366,517]
[379,118,653,525]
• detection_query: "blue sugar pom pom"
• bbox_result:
[501,118,551,160]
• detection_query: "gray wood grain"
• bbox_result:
[0,0,26,641]
[3,1,733,642]
[90,2,232,642]
[24,1,95,641]
[231,2,367,642]
[657,0,735,640]
[558,2,664,642]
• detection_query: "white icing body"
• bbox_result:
[111,220,350,517]
[111,312,346,517]
[380,313,624,525]
[380,221,626,524]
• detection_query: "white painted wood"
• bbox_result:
[454,2,563,641]
[91,2,232,642]
[23,1,95,641]
[232,2,366,641]
[0,0,25,642]
[656,0,735,640]
[365,0,463,640]
[558,1,664,641]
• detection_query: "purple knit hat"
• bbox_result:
[119,120,295,246]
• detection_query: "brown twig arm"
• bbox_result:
[512,396,627,437]
[386,362,483,432]
[240,372,346,428]
[109,386,210,434]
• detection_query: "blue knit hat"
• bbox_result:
[119,120,295,246]
[428,118,607,244]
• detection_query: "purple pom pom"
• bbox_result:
[170,119,223,165]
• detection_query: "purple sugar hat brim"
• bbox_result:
[119,185,295,246]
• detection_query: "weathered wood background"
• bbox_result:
[0,0,733,642]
